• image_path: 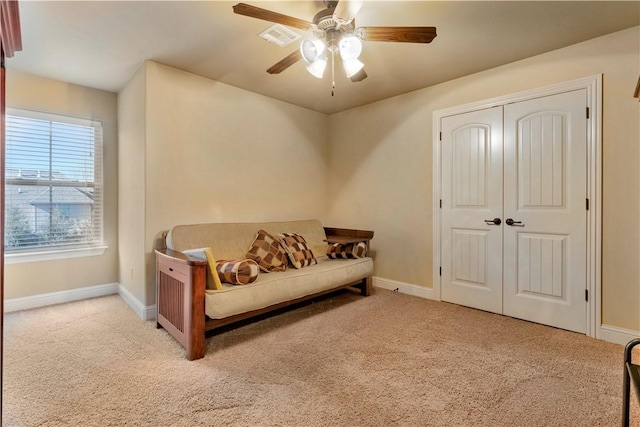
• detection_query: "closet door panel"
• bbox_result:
[503,89,587,333]
[441,107,503,314]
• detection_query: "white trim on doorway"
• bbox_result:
[432,75,602,339]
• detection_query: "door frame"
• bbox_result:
[432,75,602,338]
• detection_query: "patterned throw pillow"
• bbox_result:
[326,242,368,259]
[245,229,288,272]
[276,232,317,269]
[216,259,259,285]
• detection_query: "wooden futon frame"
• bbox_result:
[155,227,374,360]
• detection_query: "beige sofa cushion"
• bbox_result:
[204,256,373,319]
[169,219,373,321]
[166,219,328,260]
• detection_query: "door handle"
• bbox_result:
[484,218,501,226]
[505,218,524,227]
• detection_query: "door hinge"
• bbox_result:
[439,132,442,141]
[440,199,442,208]
[586,107,590,119]
[439,267,442,276]
[586,198,589,211]
[585,289,589,302]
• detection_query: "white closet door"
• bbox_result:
[440,89,587,333]
[502,89,587,333]
[441,107,504,314]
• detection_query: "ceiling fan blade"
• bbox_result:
[233,3,312,30]
[267,50,302,74]
[356,27,437,43]
[350,68,367,83]
[333,0,363,24]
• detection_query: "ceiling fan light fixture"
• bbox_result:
[342,58,364,78]
[338,34,362,60]
[234,2,438,84]
[300,38,325,63]
[306,57,328,78]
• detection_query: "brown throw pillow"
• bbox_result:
[326,241,368,259]
[216,259,259,285]
[245,229,288,272]
[276,232,317,269]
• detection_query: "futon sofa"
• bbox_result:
[155,219,374,360]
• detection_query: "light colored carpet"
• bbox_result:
[2,288,638,426]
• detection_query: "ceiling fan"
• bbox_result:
[232,1,437,89]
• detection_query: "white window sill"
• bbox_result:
[4,245,108,264]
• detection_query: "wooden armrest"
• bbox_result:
[155,248,207,360]
[155,248,207,266]
[323,227,374,255]
[323,227,374,242]
[324,235,370,245]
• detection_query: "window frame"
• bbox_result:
[4,108,107,263]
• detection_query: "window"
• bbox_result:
[4,108,104,258]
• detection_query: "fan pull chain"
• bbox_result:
[331,50,335,97]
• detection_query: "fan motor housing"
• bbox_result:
[312,7,355,38]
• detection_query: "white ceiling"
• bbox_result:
[6,1,640,114]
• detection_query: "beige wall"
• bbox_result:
[120,62,330,305]
[327,26,640,330]
[4,70,119,299]
[7,26,639,333]
[117,65,147,304]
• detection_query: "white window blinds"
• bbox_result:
[4,108,103,252]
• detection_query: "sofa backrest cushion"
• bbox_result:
[166,219,327,260]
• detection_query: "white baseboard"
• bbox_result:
[4,282,157,321]
[5,279,637,347]
[373,276,437,300]
[4,282,119,313]
[117,284,156,321]
[598,324,640,346]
